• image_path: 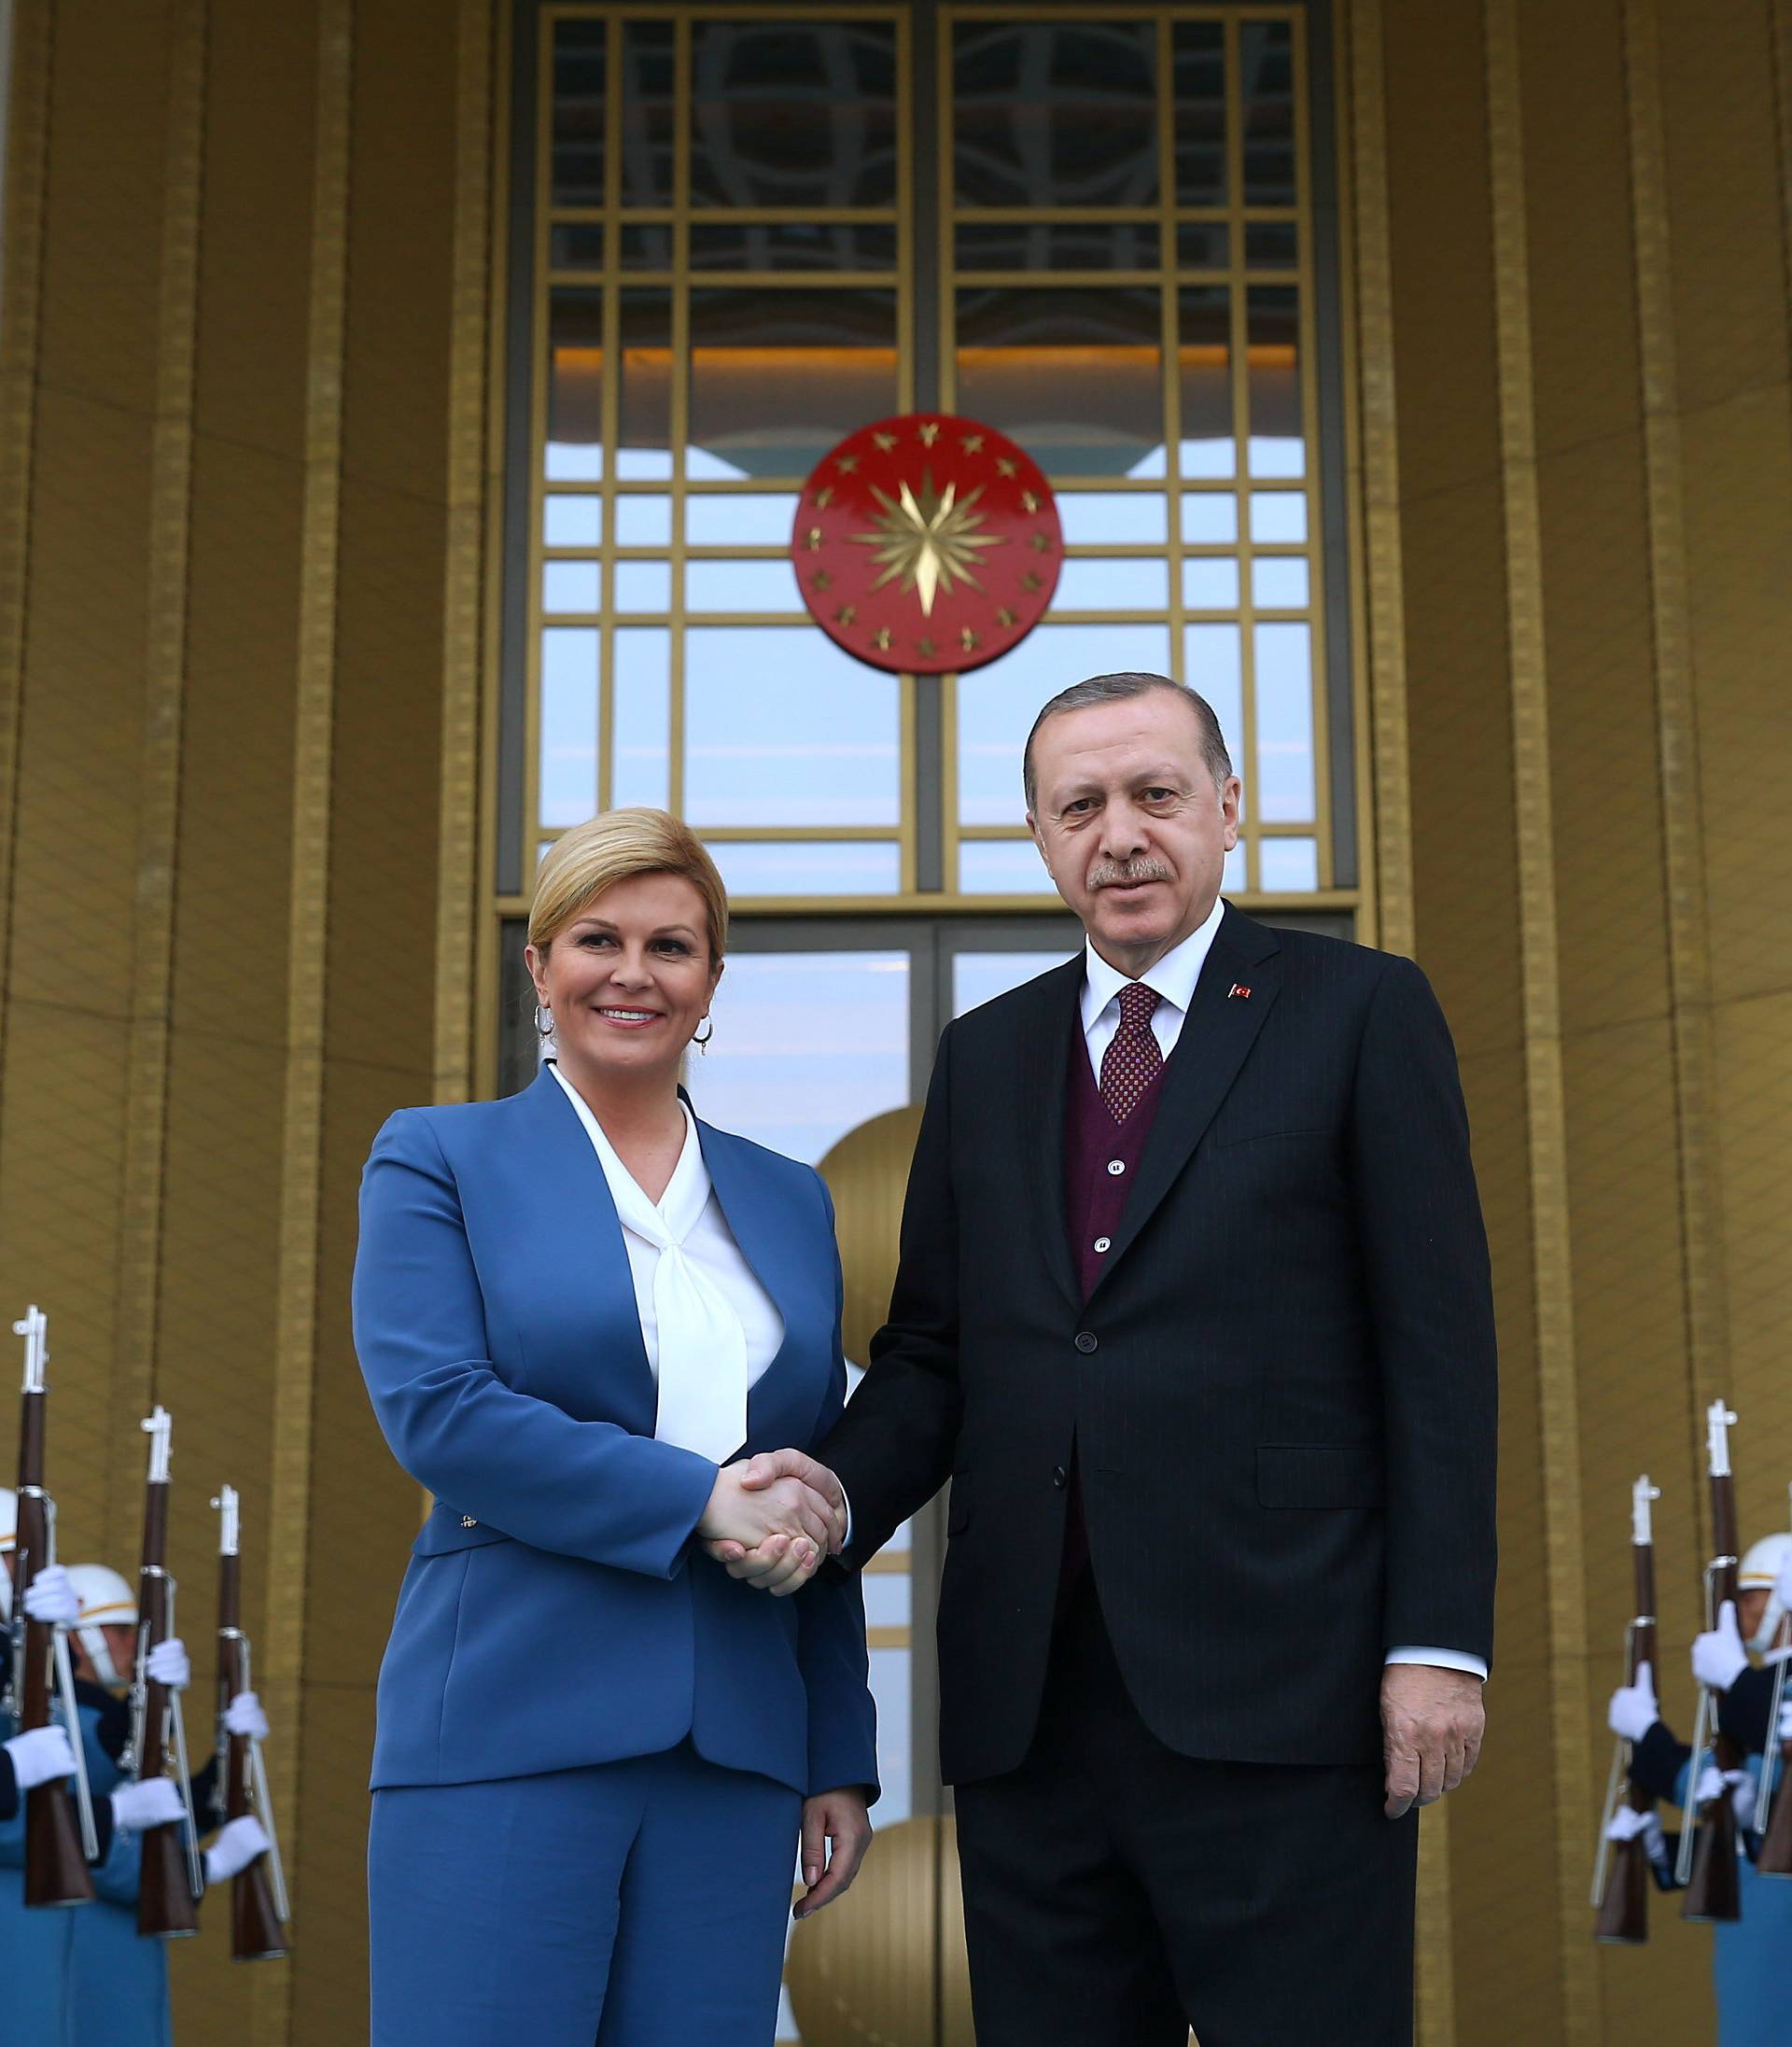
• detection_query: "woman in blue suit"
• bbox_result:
[354,809,877,2047]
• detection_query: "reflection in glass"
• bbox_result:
[539,627,598,826]
[1241,21,1297,207]
[1252,557,1309,609]
[612,627,670,811]
[542,561,600,614]
[547,292,603,480]
[1182,492,1238,544]
[619,20,675,206]
[1246,222,1298,270]
[1254,622,1314,820]
[685,626,899,825]
[549,225,605,272]
[1259,836,1318,891]
[1173,21,1227,206]
[1183,557,1239,609]
[694,951,908,1166]
[959,621,1170,824]
[544,496,602,547]
[1053,557,1169,610]
[1178,287,1233,478]
[1250,491,1306,543]
[613,560,672,613]
[1183,623,1243,768]
[705,842,903,896]
[686,557,801,613]
[686,494,800,546]
[690,21,897,208]
[957,287,1163,477]
[954,21,1157,207]
[689,289,898,479]
[958,222,1160,273]
[1248,287,1303,477]
[953,951,1075,1016]
[1175,224,1231,272]
[613,495,672,547]
[619,290,673,480]
[1057,494,1168,546]
[959,841,1058,895]
[552,19,606,207]
[691,223,899,272]
[619,224,674,270]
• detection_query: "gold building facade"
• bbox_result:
[0,1,1787,2042]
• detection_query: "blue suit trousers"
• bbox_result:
[368,1743,801,2047]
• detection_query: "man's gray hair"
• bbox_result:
[1022,672,1234,813]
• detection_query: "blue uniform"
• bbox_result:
[0,1689,170,2047]
[354,1070,879,2047]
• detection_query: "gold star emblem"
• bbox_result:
[812,569,833,592]
[996,606,1017,627]
[849,469,1007,616]
[873,431,897,451]
[1021,490,1039,513]
[1029,530,1050,553]
[917,636,936,658]
[1021,570,1043,593]
[805,527,823,551]
[961,433,985,454]
[872,625,893,652]
[995,456,1017,478]
[835,603,858,626]
[960,626,980,652]
[917,422,940,447]
[815,485,833,510]
[837,454,859,474]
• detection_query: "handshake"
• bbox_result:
[697,1450,846,1596]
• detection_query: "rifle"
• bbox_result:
[1592,1475,1660,1942]
[9,1304,98,1905]
[1753,1481,1792,1877]
[210,1484,289,1959]
[124,1406,203,1936]
[1677,1399,1743,1920]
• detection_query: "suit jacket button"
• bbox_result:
[1074,1331,1098,1353]
[1052,1465,1069,1489]
[460,1515,478,1528]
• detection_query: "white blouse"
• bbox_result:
[548,1062,784,1462]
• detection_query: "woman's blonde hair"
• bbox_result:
[528,809,729,961]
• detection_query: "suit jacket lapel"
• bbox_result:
[1015,955,1086,1313]
[1085,907,1282,1301]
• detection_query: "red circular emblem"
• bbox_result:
[791,414,1061,675]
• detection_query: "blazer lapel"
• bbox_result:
[1015,955,1086,1313]
[1086,907,1282,1301]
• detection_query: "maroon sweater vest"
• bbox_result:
[1057,1019,1169,1597]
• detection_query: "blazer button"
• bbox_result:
[460,1515,478,1529]
[1074,1331,1098,1353]
[1052,1465,1069,1489]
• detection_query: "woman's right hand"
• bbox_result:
[698,1463,834,1564]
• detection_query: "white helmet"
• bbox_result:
[0,1486,14,1620]
[1739,1530,1792,1654]
[64,1563,137,1688]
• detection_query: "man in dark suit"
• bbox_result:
[714,672,1497,2044]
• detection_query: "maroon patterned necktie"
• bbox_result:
[1099,981,1162,1124]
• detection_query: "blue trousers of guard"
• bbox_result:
[368,1742,801,2047]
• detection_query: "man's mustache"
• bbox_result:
[1087,857,1174,889]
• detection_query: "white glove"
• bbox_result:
[144,1636,190,1691]
[203,1814,270,1885]
[1608,1661,1659,1744]
[1780,1695,1792,1744]
[1693,1762,1755,1829]
[21,1563,78,1628]
[224,1690,269,1741]
[110,1777,186,1833]
[1691,1602,1749,1693]
[1603,1805,1668,1866]
[3,1724,78,1793]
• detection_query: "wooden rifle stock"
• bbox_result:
[214,1488,288,1961]
[133,1412,201,1939]
[12,1309,94,1908]
[1594,1479,1658,1944]
[1683,1438,1743,1924]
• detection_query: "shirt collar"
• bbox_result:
[1079,894,1228,1038]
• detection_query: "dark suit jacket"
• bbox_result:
[822,905,1498,1785]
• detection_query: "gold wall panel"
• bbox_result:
[819,1104,924,1368]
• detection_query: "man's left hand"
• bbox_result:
[1380,1663,1485,1818]
[793,1787,872,1920]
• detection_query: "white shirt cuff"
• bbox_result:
[1385,1646,1488,1680]
[840,1487,852,1551]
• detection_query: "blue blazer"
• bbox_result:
[352,1064,878,1804]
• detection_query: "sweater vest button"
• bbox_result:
[1074,1331,1098,1353]
[1107,1159,1126,1175]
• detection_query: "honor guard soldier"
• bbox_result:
[1606,1537,1792,2046]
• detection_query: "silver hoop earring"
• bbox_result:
[693,1016,714,1052]
[534,1003,553,1038]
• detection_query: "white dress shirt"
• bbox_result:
[548,1063,784,1454]
[1076,903,1487,1685]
